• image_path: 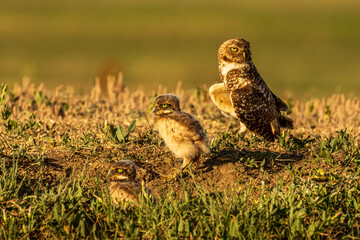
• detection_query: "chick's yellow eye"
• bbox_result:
[117,169,123,173]
[230,47,238,52]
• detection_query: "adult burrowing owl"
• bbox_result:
[210,38,293,142]
[153,94,210,170]
[108,160,156,205]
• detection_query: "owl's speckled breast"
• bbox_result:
[220,62,251,90]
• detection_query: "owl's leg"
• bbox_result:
[181,157,193,170]
[159,158,193,180]
[239,121,248,134]
[181,153,200,171]
[270,118,280,137]
[227,120,248,135]
[161,161,193,181]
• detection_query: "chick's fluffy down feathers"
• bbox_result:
[154,112,210,160]
[109,181,156,205]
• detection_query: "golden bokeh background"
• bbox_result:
[1,0,359,98]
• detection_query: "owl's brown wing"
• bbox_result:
[167,113,206,140]
[271,91,288,111]
[230,85,279,141]
[209,83,237,118]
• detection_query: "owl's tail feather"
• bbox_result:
[278,115,294,129]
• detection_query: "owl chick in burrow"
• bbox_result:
[108,160,156,205]
[209,38,294,142]
[153,94,210,171]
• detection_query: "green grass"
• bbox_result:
[0,0,360,97]
[1,151,360,239]
[1,80,360,238]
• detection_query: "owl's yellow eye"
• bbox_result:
[117,169,123,173]
[161,104,168,108]
[230,47,238,52]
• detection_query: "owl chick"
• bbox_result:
[153,94,210,170]
[210,38,294,142]
[108,160,156,205]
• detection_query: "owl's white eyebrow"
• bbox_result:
[221,62,247,76]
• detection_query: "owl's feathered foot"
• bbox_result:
[181,155,201,170]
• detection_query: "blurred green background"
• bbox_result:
[0,0,359,98]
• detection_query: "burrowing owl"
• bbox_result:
[108,160,156,205]
[210,38,293,142]
[153,94,210,170]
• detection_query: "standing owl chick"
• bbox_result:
[210,38,293,142]
[109,160,156,205]
[153,94,210,170]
